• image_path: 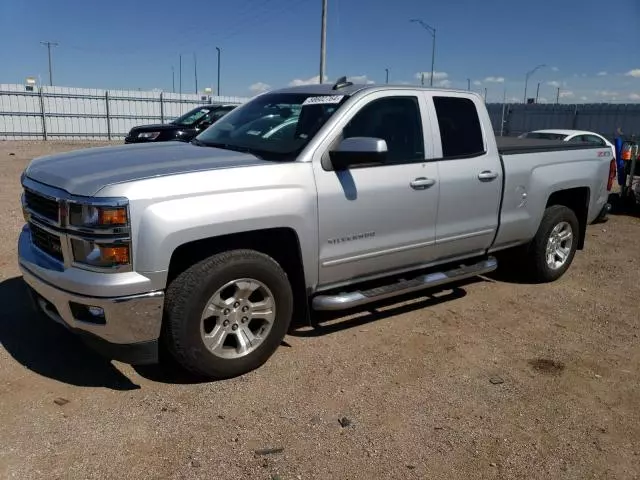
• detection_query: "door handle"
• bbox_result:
[410,177,436,190]
[478,170,499,181]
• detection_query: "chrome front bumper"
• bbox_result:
[18,227,165,363]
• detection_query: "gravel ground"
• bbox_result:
[1,141,639,480]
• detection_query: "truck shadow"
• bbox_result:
[607,192,640,219]
[290,283,472,338]
[0,276,140,391]
[0,275,480,387]
[133,280,478,385]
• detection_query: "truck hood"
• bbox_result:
[24,141,270,196]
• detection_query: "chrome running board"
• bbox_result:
[311,256,497,311]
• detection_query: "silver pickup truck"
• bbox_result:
[18,79,616,379]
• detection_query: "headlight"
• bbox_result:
[69,204,128,228]
[138,131,161,140]
[71,238,131,268]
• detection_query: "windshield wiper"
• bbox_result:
[191,140,288,161]
[202,142,253,153]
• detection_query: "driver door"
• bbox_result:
[311,90,440,288]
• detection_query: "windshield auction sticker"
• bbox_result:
[302,95,344,106]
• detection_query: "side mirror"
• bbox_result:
[329,137,387,170]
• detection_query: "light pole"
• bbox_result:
[410,19,436,87]
[172,66,175,93]
[500,85,507,137]
[40,41,58,86]
[385,68,389,84]
[467,78,471,91]
[194,52,198,94]
[535,82,540,103]
[319,0,327,83]
[216,47,221,96]
[524,64,546,104]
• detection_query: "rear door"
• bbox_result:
[424,93,503,260]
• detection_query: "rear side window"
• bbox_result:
[433,97,485,158]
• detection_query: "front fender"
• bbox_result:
[134,186,319,289]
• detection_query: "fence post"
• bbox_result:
[105,91,111,141]
[160,92,164,123]
[39,87,48,141]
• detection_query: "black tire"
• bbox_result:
[163,249,293,380]
[525,205,579,283]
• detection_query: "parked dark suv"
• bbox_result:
[124,104,238,144]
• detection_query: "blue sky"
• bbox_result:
[1,0,639,103]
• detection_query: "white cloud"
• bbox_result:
[507,96,520,103]
[630,93,640,100]
[597,71,608,76]
[596,90,619,98]
[289,74,374,86]
[347,75,375,85]
[288,75,328,86]
[437,79,452,88]
[484,76,505,83]
[537,97,549,104]
[249,82,271,94]
[625,69,640,78]
[547,81,561,87]
[580,96,588,101]
[473,80,482,86]
[551,67,559,72]
[559,90,574,98]
[414,71,449,81]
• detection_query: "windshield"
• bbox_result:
[519,132,568,141]
[194,93,348,159]
[171,106,213,126]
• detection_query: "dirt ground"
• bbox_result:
[0,141,639,480]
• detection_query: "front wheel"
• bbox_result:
[525,205,579,283]
[162,249,293,380]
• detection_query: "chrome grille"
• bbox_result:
[24,189,59,223]
[29,222,63,261]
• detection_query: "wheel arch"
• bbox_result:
[545,186,590,250]
[167,227,311,327]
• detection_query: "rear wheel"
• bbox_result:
[525,205,579,283]
[163,249,293,380]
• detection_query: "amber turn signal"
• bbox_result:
[99,245,130,265]
[98,207,128,226]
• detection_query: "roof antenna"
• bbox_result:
[332,76,353,90]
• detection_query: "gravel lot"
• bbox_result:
[1,141,639,479]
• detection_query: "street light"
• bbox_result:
[410,19,436,87]
[524,64,546,104]
[216,47,221,96]
[385,68,389,84]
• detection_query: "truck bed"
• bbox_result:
[496,137,603,155]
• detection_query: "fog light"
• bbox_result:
[69,302,106,325]
[88,306,105,317]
